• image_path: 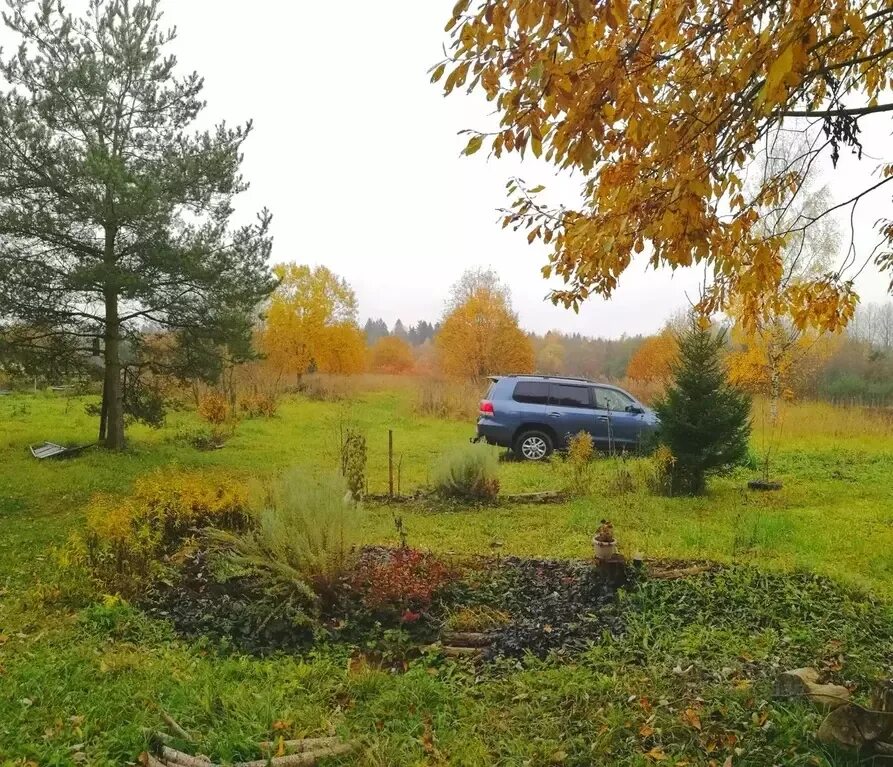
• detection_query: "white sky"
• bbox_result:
[9,1,893,337]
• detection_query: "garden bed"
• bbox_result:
[141,547,634,660]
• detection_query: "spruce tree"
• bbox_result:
[655,323,752,495]
[0,0,274,448]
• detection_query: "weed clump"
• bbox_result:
[564,430,595,496]
[340,428,367,500]
[433,445,500,502]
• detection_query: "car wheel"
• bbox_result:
[514,430,553,461]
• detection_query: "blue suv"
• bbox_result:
[475,375,659,460]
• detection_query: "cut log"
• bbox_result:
[233,741,355,767]
[160,710,194,743]
[441,632,492,648]
[774,668,851,709]
[501,490,567,504]
[818,703,893,749]
[258,737,343,753]
[161,746,213,766]
[143,755,168,767]
[424,644,482,658]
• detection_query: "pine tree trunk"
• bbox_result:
[102,224,125,450]
[98,374,108,443]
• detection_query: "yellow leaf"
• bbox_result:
[645,746,668,761]
[847,11,867,38]
[430,63,446,83]
[767,45,794,95]
[463,135,484,156]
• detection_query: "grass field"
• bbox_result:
[2,383,893,765]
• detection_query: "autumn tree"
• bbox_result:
[370,336,415,374]
[534,330,566,374]
[436,0,893,334]
[261,264,365,381]
[626,332,679,385]
[0,0,274,448]
[726,134,843,424]
[436,269,534,379]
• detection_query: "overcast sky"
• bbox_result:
[11,1,893,337]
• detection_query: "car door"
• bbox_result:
[594,386,646,451]
[547,383,606,447]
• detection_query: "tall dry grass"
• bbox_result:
[751,397,893,445]
[414,377,488,421]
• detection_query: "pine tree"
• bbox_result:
[654,323,752,495]
[0,0,274,448]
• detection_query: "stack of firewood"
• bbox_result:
[140,717,355,767]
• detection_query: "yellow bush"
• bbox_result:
[82,469,251,596]
[198,390,229,424]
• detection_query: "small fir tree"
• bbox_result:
[654,323,752,495]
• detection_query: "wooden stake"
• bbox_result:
[388,429,394,498]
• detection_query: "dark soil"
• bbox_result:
[141,548,634,660]
[463,556,631,658]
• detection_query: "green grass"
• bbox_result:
[1,387,893,765]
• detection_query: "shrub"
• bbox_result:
[198,390,229,424]
[564,431,594,496]
[432,445,500,502]
[340,428,367,500]
[210,469,364,610]
[82,470,250,596]
[352,548,456,621]
[654,323,752,495]
[238,391,279,418]
[170,423,228,450]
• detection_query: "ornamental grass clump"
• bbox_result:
[433,444,500,502]
[209,469,365,610]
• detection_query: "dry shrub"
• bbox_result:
[81,470,250,596]
[646,444,676,496]
[415,377,484,420]
[238,391,279,418]
[433,445,500,502]
[198,389,229,424]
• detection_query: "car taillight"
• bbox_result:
[479,400,494,416]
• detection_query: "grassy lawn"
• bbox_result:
[1,385,893,765]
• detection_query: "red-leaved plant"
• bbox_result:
[352,549,456,622]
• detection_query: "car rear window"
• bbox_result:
[512,381,549,405]
[549,384,593,408]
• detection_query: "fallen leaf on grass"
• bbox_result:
[639,723,655,738]
[645,746,668,761]
[683,707,702,731]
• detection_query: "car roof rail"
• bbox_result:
[489,373,605,385]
